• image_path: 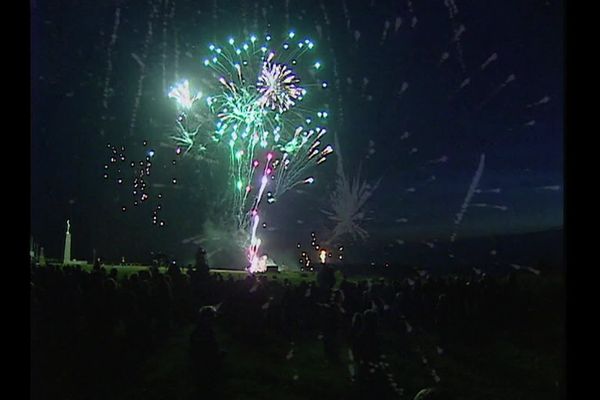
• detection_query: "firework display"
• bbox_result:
[168,32,334,271]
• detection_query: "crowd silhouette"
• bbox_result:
[31,249,560,400]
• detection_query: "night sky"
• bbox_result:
[31,0,563,266]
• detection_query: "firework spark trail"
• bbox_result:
[380,20,391,45]
[168,0,176,66]
[212,0,217,25]
[285,0,290,27]
[471,203,508,211]
[397,81,409,98]
[102,6,120,109]
[240,0,248,34]
[458,78,470,91]
[317,0,344,129]
[261,3,267,25]
[253,2,258,32]
[407,0,418,28]
[526,95,551,108]
[481,52,498,70]
[450,154,485,242]
[536,185,561,191]
[511,264,541,275]
[272,128,332,199]
[443,0,466,73]
[341,0,351,31]
[161,0,168,93]
[131,53,145,68]
[475,187,501,193]
[439,51,450,66]
[478,74,516,110]
[129,0,159,137]
[427,155,449,164]
[174,30,180,82]
[247,153,273,273]
[395,16,402,33]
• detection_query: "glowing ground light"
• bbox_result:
[319,249,327,263]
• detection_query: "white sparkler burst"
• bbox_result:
[323,167,380,243]
[256,60,303,113]
[168,79,202,110]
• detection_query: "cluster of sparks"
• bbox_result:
[297,231,344,271]
[168,32,333,272]
[103,141,171,226]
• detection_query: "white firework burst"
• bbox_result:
[323,168,380,243]
[168,79,201,110]
[256,59,304,113]
[322,132,380,243]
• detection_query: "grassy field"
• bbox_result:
[109,316,563,400]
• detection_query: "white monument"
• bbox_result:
[39,247,46,267]
[63,219,72,265]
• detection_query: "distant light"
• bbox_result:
[322,82,328,88]
[319,250,327,264]
[314,62,321,69]
[289,31,295,38]
[228,38,235,45]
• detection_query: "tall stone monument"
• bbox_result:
[63,219,72,265]
[39,247,46,267]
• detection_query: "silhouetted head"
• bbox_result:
[413,387,454,400]
[363,309,378,331]
[351,312,364,330]
[198,305,218,323]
